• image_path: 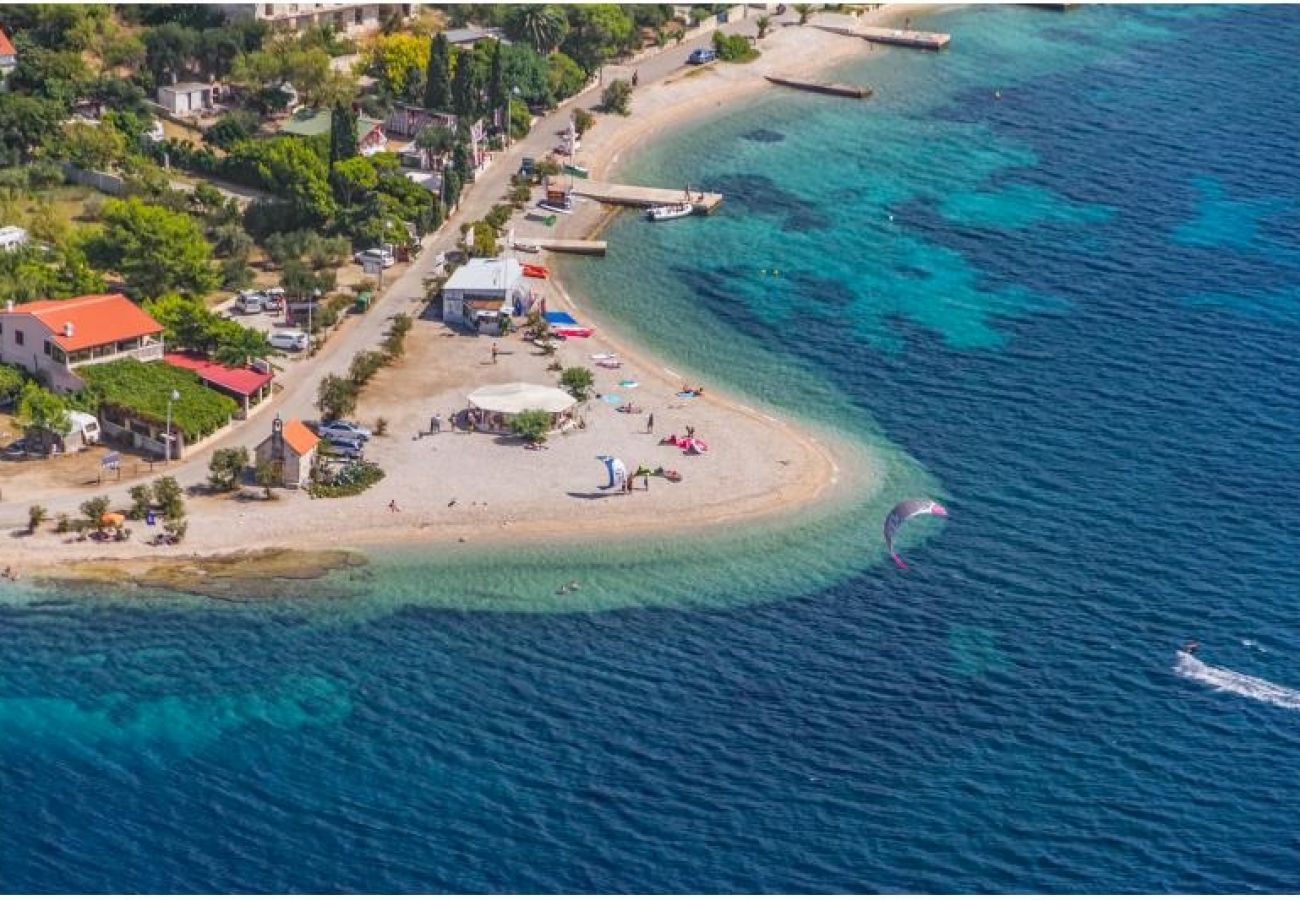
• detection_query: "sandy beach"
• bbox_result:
[6,12,918,581]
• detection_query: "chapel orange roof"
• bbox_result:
[281,419,319,456]
[12,294,163,352]
[0,30,15,57]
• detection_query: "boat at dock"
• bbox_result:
[563,163,590,179]
[512,241,540,254]
[646,202,694,221]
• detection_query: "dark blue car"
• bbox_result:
[687,48,717,65]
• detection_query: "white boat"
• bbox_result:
[646,202,694,221]
[512,241,541,254]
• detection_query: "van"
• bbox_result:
[235,291,266,314]
[268,329,309,352]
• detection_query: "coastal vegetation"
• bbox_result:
[26,504,47,535]
[510,408,553,445]
[712,30,760,63]
[559,366,595,401]
[601,79,634,116]
[307,459,386,498]
[208,446,251,492]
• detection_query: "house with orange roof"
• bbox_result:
[0,28,16,77]
[0,294,164,393]
[254,415,320,489]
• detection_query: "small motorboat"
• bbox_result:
[536,202,573,216]
[596,358,622,369]
[647,202,694,222]
[563,163,590,179]
[513,241,541,254]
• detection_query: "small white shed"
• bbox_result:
[157,82,213,116]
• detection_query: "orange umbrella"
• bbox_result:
[100,512,126,527]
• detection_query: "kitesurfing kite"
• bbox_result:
[883,499,948,569]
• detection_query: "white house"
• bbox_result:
[218,4,413,37]
[0,226,29,252]
[441,257,527,331]
[157,82,215,116]
[0,294,165,393]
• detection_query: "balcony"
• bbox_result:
[65,337,164,369]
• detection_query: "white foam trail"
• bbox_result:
[1175,652,1300,711]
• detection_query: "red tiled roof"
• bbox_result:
[281,419,319,456]
[14,294,163,352]
[0,30,15,57]
[163,352,274,397]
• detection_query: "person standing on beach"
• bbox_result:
[388,499,400,512]
[491,342,499,364]
[632,70,640,88]
[647,412,654,433]
[643,473,650,491]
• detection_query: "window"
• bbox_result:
[355,7,364,24]
[14,329,23,347]
[43,340,51,357]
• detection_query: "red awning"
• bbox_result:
[164,353,273,397]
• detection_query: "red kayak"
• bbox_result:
[522,263,550,279]
[553,326,593,338]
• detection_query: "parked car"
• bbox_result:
[324,439,365,460]
[687,48,718,65]
[354,248,396,269]
[268,329,309,352]
[235,291,267,314]
[2,439,28,460]
[318,420,373,443]
[519,157,536,179]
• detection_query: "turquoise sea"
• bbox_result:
[4,5,1300,891]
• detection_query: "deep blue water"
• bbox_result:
[5,5,1300,892]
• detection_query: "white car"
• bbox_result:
[235,291,268,314]
[354,248,396,269]
[317,421,372,442]
[268,329,309,352]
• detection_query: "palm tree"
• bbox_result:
[794,4,814,25]
[510,5,569,54]
[756,14,772,38]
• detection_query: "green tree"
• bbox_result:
[15,382,70,436]
[282,258,336,301]
[756,15,773,38]
[601,79,633,116]
[144,293,218,350]
[573,107,596,137]
[255,459,282,498]
[469,221,498,257]
[510,408,552,444]
[211,321,276,366]
[152,476,185,519]
[90,198,217,299]
[424,32,453,111]
[505,5,570,54]
[0,94,68,164]
[486,39,507,120]
[331,155,378,206]
[441,169,462,211]
[559,366,595,401]
[163,514,189,544]
[562,5,635,73]
[27,504,48,534]
[416,123,456,156]
[546,52,587,102]
[450,48,479,120]
[0,364,24,405]
[144,22,199,85]
[221,137,336,226]
[47,121,127,171]
[9,46,88,104]
[329,100,360,167]
[365,32,430,96]
[794,4,814,25]
[79,495,111,531]
[203,110,260,150]
[208,446,250,491]
[316,374,358,421]
[127,483,153,520]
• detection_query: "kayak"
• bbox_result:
[522,263,550,279]
[553,326,594,338]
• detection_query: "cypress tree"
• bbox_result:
[450,48,479,121]
[487,39,507,119]
[424,32,452,111]
[452,139,474,185]
[328,100,359,167]
[441,169,462,210]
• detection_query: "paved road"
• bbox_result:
[0,10,796,523]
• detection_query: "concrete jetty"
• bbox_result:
[572,180,723,214]
[533,238,607,256]
[817,23,951,50]
[765,74,872,99]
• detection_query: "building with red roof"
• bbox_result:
[0,29,16,76]
[164,352,274,416]
[0,294,164,393]
[255,415,320,489]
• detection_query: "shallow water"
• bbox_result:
[4,5,1300,891]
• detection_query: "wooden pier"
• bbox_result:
[817,23,951,50]
[533,238,607,256]
[571,180,724,214]
[765,74,872,99]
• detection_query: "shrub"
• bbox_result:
[127,483,153,520]
[307,460,385,498]
[163,514,188,544]
[152,476,185,520]
[80,495,111,529]
[510,408,552,444]
[255,459,282,499]
[601,79,633,116]
[559,366,594,401]
[208,446,249,491]
[27,504,47,534]
[573,107,595,136]
[347,350,387,387]
[485,203,514,231]
[55,513,72,534]
[712,30,759,63]
[374,416,389,437]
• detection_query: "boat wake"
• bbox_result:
[1175,651,1300,711]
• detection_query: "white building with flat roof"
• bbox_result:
[0,226,29,252]
[219,3,412,36]
[441,257,526,330]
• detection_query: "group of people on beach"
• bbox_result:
[2,566,19,581]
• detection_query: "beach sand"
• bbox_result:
[10,13,916,581]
